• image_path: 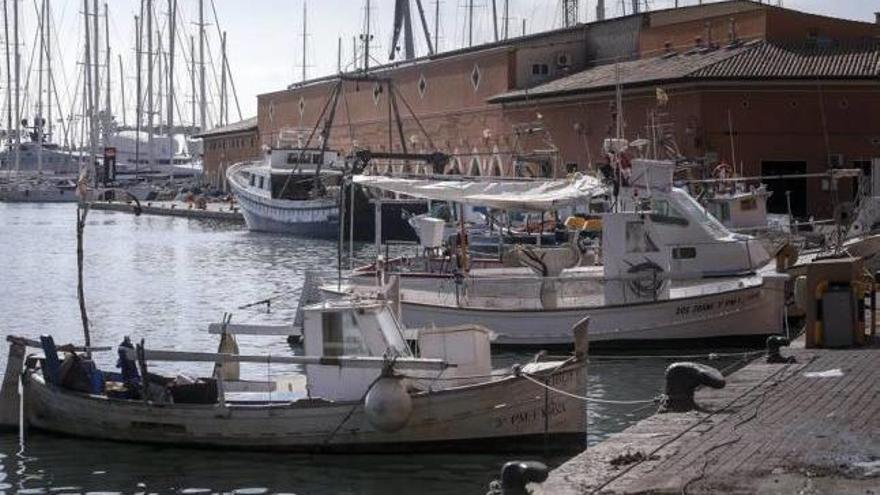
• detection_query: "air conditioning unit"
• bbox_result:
[829,153,845,168]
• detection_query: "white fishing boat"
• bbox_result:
[0,296,587,452]
[227,147,343,237]
[327,157,788,346]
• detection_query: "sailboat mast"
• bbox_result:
[167,0,175,162]
[301,2,306,82]
[134,9,141,174]
[3,0,10,161]
[198,0,205,131]
[118,54,126,127]
[146,0,153,170]
[84,0,96,177]
[46,0,52,145]
[104,3,110,130]
[220,31,227,126]
[37,0,45,173]
[190,34,195,130]
[13,0,19,172]
[92,0,100,152]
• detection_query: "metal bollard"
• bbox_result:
[496,460,548,495]
[767,335,796,364]
[660,362,725,412]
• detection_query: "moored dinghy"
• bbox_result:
[1,297,587,452]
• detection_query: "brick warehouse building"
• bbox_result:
[202,0,880,218]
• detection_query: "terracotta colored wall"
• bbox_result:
[765,9,880,43]
[640,9,768,56]
[258,49,513,170]
[203,130,261,188]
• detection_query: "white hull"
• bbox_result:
[21,362,585,452]
[228,162,340,237]
[397,283,781,345]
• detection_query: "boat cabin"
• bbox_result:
[268,148,340,172]
[300,299,491,401]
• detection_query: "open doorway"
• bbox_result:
[762,161,807,218]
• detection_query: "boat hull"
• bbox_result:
[0,187,79,203]
[21,362,586,453]
[333,276,785,346]
[228,162,340,238]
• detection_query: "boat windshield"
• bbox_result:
[321,311,370,357]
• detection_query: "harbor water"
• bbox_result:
[0,203,751,494]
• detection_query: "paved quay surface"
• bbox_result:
[544,337,880,494]
[88,200,244,222]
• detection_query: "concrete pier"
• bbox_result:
[88,201,244,223]
[544,337,880,494]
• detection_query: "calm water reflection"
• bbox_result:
[0,203,748,494]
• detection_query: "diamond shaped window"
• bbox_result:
[372,82,383,106]
[418,73,428,98]
[298,96,305,117]
[470,64,481,92]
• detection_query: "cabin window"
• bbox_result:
[531,63,549,75]
[672,247,697,259]
[249,174,255,187]
[740,197,757,211]
[287,153,301,165]
[258,176,265,189]
[322,312,370,357]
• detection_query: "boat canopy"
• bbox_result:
[353,173,603,211]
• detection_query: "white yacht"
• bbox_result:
[108,130,200,177]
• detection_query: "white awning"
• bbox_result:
[353,174,604,211]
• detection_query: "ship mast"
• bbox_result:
[13,0,19,172]
[198,0,205,131]
[167,0,176,169]
[146,0,154,170]
[37,0,45,173]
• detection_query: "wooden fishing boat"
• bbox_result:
[0,298,588,453]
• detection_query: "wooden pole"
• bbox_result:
[76,204,91,357]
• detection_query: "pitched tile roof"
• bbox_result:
[691,41,880,79]
[490,40,880,103]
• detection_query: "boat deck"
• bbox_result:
[542,335,880,494]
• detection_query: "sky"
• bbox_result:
[6,0,878,136]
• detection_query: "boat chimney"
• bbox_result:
[875,12,880,25]
[596,0,605,21]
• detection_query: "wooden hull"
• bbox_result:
[228,164,340,238]
[21,362,586,453]
[397,283,781,346]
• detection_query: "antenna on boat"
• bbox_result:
[198,0,206,132]
[361,0,372,72]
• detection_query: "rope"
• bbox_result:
[519,371,657,406]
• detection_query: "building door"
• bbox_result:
[762,161,807,218]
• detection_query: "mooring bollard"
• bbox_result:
[491,460,548,495]
[660,362,725,412]
[766,335,796,364]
